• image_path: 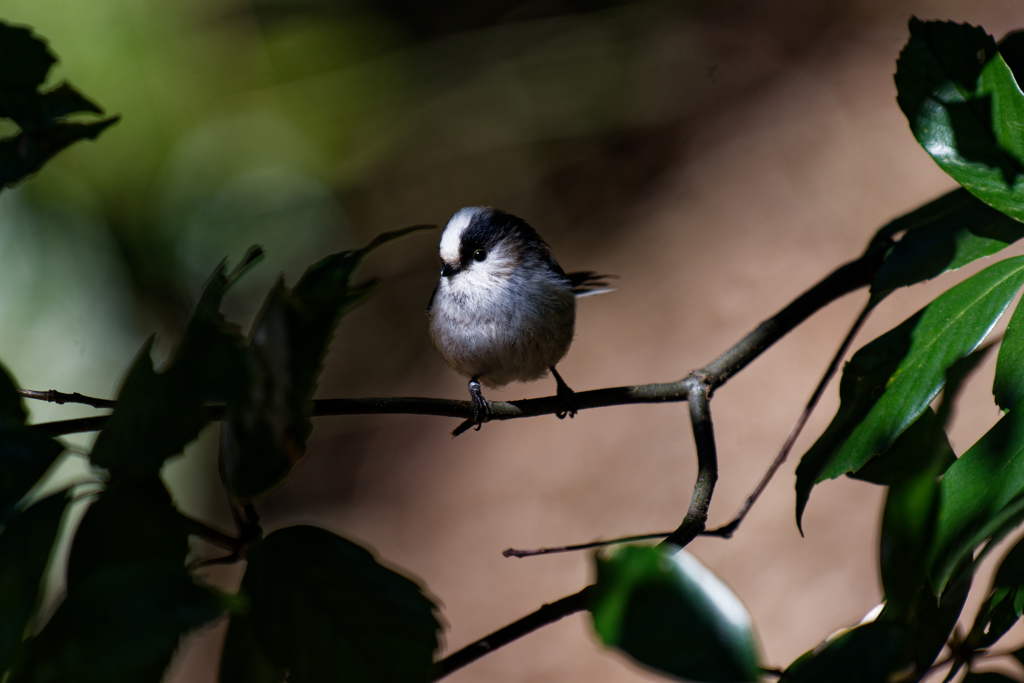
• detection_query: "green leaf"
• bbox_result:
[66,478,189,590]
[0,23,55,90]
[8,564,226,683]
[0,491,67,672]
[895,19,1024,220]
[220,226,431,501]
[995,294,1024,411]
[963,533,1024,651]
[591,545,761,683]
[782,622,915,683]
[91,252,257,478]
[929,407,1024,594]
[875,424,944,615]
[0,118,119,190]
[849,407,954,486]
[938,342,997,426]
[872,189,1024,294]
[220,525,440,683]
[796,255,1024,528]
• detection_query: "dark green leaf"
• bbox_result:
[875,428,943,615]
[0,118,119,189]
[872,189,1024,294]
[0,491,67,672]
[220,615,283,683]
[797,255,1024,528]
[0,23,55,90]
[591,545,761,683]
[782,622,914,683]
[879,555,972,672]
[938,342,997,426]
[221,226,430,500]
[221,525,440,683]
[963,532,1024,652]
[995,293,1024,411]
[91,253,257,478]
[849,407,954,486]
[8,564,225,683]
[67,478,189,590]
[929,407,1024,594]
[895,19,1024,220]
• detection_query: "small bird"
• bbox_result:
[427,207,611,429]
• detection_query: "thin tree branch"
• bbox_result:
[704,297,875,538]
[17,389,116,409]
[503,532,674,558]
[179,512,240,551]
[25,246,885,439]
[661,382,718,548]
[432,587,591,681]
[697,243,887,388]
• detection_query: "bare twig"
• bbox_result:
[661,381,718,548]
[704,298,874,538]
[432,587,591,680]
[503,532,673,558]
[17,389,116,410]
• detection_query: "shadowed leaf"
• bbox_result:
[782,622,915,683]
[591,545,761,683]
[220,525,440,683]
[895,19,1024,219]
[220,226,432,501]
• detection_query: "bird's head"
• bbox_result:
[437,207,560,284]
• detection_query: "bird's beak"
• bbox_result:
[441,262,459,278]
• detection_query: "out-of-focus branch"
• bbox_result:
[431,587,591,681]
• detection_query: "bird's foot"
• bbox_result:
[551,367,577,419]
[468,378,491,430]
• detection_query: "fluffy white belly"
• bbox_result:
[429,270,576,388]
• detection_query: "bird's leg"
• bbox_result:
[550,366,577,419]
[468,377,491,430]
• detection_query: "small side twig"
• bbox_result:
[704,297,874,538]
[503,532,673,558]
[661,381,718,548]
[432,587,591,681]
[17,389,116,410]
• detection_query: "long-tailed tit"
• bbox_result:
[428,207,611,429]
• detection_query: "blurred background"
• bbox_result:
[4,0,1024,680]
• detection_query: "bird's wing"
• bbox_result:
[567,271,617,298]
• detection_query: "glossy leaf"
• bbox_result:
[591,545,761,683]
[995,293,1024,411]
[220,226,430,501]
[8,564,226,683]
[797,255,1024,527]
[895,19,1024,220]
[964,534,1024,651]
[220,525,440,683]
[91,251,258,478]
[0,491,67,672]
[929,407,1024,594]
[872,189,1024,294]
[782,622,914,683]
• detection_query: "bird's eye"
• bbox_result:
[473,249,487,262]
